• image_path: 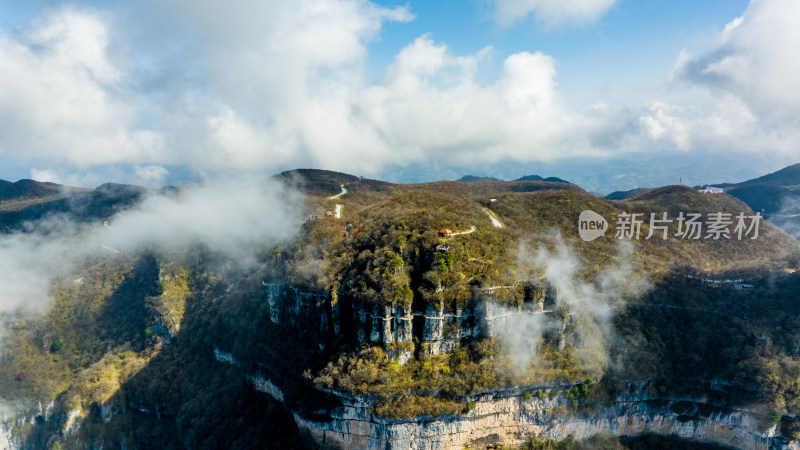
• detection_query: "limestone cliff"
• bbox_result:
[294,388,793,450]
[262,279,551,361]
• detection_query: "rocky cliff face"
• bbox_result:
[210,344,798,450]
[0,424,14,450]
[251,278,800,449]
[295,384,795,450]
[0,401,54,450]
[263,279,551,361]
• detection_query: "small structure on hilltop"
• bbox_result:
[702,186,724,194]
[439,229,453,239]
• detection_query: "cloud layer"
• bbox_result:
[0,8,163,168]
[489,0,619,28]
[0,0,797,186]
[644,0,800,158]
[0,178,303,314]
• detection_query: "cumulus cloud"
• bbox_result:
[189,33,624,172]
[30,169,61,184]
[489,0,619,28]
[654,0,800,158]
[0,2,630,180]
[133,165,169,187]
[155,3,628,173]
[2,0,797,184]
[0,7,164,167]
[672,0,800,123]
[145,0,414,172]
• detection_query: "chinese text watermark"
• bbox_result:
[578,210,761,242]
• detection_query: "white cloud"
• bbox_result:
[356,38,582,165]
[673,0,800,119]
[0,7,164,168]
[2,0,797,184]
[0,1,649,180]
[642,0,800,158]
[489,0,619,28]
[137,3,626,174]
[28,8,121,83]
[678,0,800,122]
[30,169,61,184]
[133,165,169,187]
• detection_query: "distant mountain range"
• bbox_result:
[457,174,571,184]
[603,188,654,201]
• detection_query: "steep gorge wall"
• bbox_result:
[262,280,552,359]
[212,345,798,450]
[248,281,800,448]
[293,387,795,450]
[217,282,800,450]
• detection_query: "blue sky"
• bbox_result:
[369,0,749,104]
[0,0,797,191]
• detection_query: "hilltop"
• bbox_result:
[456,174,504,183]
[702,163,800,189]
[716,165,800,226]
[457,174,572,184]
[604,187,653,200]
[0,179,71,203]
[289,173,795,295]
[603,162,800,238]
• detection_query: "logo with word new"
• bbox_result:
[578,210,609,241]
[577,209,762,242]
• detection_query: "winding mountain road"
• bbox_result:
[485,209,504,228]
[329,185,347,200]
[451,225,477,236]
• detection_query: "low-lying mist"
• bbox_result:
[0,178,304,320]
[493,236,650,377]
[772,194,800,239]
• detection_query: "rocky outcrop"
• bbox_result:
[213,333,797,450]
[0,401,54,450]
[353,304,413,346]
[294,387,796,450]
[213,347,797,450]
[263,279,553,360]
[263,282,334,349]
[0,423,13,450]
